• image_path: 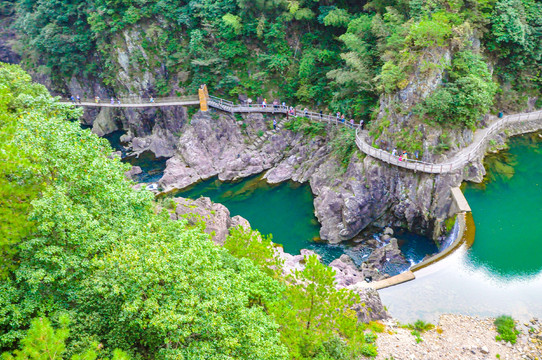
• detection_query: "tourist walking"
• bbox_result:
[76,95,81,104]
[360,119,364,129]
[95,96,100,104]
[273,118,277,130]
[350,119,354,127]
[336,112,341,122]
[392,148,397,157]
[70,95,75,103]
[110,97,114,105]
[150,96,154,103]
[341,114,345,123]
[304,108,308,117]
[262,98,267,108]
[117,99,121,105]
[402,151,408,161]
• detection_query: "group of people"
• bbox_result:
[391,149,420,162]
[71,95,156,105]
[70,95,82,104]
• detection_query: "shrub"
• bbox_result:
[494,315,520,344]
[360,343,378,357]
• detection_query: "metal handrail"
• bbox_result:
[355,110,542,173]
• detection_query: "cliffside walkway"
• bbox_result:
[356,110,542,174]
[65,93,542,175]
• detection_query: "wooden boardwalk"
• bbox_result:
[65,93,542,175]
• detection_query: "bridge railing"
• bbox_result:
[67,95,199,105]
[355,109,542,173]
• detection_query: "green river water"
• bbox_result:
[175,175,438,267]
[380,132,542,322]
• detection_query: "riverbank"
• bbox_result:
[376,314,541,360]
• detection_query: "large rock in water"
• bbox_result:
[159,109,464,243]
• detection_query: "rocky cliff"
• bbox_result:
[159,109,463,243]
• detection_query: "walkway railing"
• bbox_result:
[355,110,542,174]
[66,91,542,174]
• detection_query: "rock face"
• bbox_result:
[159,109,464,243]
[169,196,249,245]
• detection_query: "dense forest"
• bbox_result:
[3,0,542,126]
[0,63,386,359]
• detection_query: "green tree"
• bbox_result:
[1,316,130,360]
[0,64,288,359]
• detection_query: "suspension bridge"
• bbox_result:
[64,86,542,174]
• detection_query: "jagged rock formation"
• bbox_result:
[159,109,463,243]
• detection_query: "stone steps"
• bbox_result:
[240,118,286,155]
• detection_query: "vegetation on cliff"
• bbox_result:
[7,0,542,123]
[0,63,381,359]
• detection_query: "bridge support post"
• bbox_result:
[199,84,209,112]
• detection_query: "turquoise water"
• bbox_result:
[102,130,168,183]
[379,133,542,322]
[464,133,542,278]
[176,175,438,266]
[98,126,438,268]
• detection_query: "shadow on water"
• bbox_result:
[100,129,168,184]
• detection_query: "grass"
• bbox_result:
[494,315,520,344]
[402,320,435,344]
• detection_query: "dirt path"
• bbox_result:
[375,314,541,360]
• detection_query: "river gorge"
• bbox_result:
[102,118,542,323]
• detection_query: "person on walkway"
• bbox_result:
[414,150,419,160]
[392,148,397,157]
[111,97,115,105]
[248,98,253,107]
[150,96,154,103]
[360,119,364,129]
[95,96,100,104]
[76,95,81,104]
[303,108,308,117]
[402,151,408,161]
[273,118,277,130]
[262,98,267,108]
[336,112,341,121]
[70,95,75,103]
[319,110,323,119]
[117,99,121,105]
[341,114,345,123]
[350,119,354,127]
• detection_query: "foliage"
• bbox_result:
[494,315,520,344]
[417,51,498,128]
[224,227,376,359]
[0,64,287,359]
[269,255,367,359]
[329,128,357,168]
[283,116,326,137]
[1,316,130,360]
